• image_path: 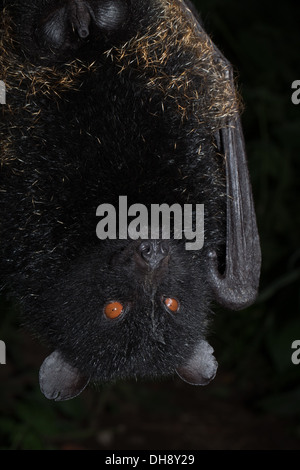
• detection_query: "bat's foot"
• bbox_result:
[38,0,129,51]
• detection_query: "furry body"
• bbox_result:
[0,0,248,391]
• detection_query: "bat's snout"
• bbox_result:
[136,240,170,271]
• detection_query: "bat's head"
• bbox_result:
[34,237,218,400]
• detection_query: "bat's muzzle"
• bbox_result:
[137,240,170,270]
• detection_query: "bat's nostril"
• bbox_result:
[160,241,169,256]
[139,241,153,262]
[137,240,169,268]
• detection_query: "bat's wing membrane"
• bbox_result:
[181,0,261,310]
[210,117,261,309]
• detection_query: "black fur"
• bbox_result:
[0,0,260,398]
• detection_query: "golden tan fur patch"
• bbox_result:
[0,9,95,103]
[1,0,240,148]
[105,0,239,128]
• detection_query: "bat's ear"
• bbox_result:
[36,0,129,51]
[176,340,218,386]
[39,350,90,401]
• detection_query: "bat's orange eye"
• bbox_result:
[104,302,124,319]
[164,297,179,313]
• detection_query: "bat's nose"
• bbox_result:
[137,240,169,270]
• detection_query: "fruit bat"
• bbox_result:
[0,0,261,401]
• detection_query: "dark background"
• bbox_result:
[1,0,300,450]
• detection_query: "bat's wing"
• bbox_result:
[181,1,261,310]
[210,117,261,310]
